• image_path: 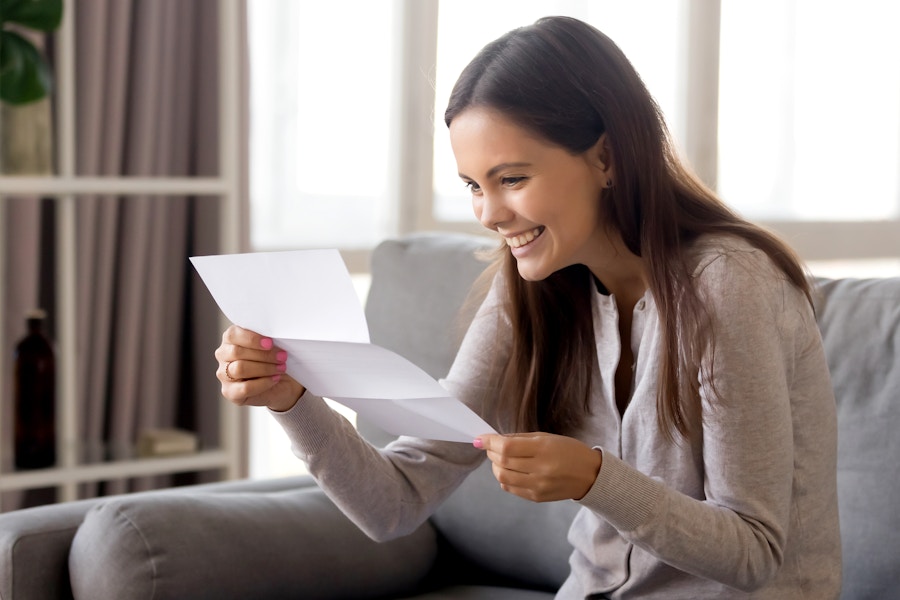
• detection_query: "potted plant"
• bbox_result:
[0,0,64,174]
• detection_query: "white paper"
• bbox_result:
[190,249,497,443]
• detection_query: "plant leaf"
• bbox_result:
[0,29,52,104]
[1,0,63,31]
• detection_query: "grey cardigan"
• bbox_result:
[273,235,841,599]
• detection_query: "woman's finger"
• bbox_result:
[216,343,286,366]
[215,325,287,368]
[218,357,286,382]
[220,374,284,406]
[218,325,278,358]
[222,324,276,350]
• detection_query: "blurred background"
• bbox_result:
[1,0,897,509]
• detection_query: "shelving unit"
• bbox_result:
[0,0,245,505]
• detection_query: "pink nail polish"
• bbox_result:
[473,438,483,449]
[276,350,287,362]
[260,338,273,350]
[272,374,282,383]
[277,363,287,373]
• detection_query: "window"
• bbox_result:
[246,1,900,478]
[718,0,900,222]
[718,0,900,278]
[248,0,398,251]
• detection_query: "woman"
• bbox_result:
[216,16,840,598]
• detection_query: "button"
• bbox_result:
[636,300,646,310]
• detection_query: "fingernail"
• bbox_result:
[260,338,273,350]
[272,374,282,383]
[276,350,287,362]
[277,363,287,373]
[473,438,483,449]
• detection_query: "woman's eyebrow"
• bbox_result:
[458,162,533,181]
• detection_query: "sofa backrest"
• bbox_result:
[813,277,900,599]
[365,233,493,386]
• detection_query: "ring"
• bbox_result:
[225,361,238,382]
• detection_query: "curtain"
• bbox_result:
[2,0,244,508]
[73,0,229,495]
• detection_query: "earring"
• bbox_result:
[606,178,613,188]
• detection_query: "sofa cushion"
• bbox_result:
[399,584,554,599]
[814,277,900,598]
[431,462,578,591]
[68,487,438,600]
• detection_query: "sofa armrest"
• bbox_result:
[0,476,317,600]
[0,499,99,600]
[68,485,439,600]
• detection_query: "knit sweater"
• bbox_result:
[271,235,841,599]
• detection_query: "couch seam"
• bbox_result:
[110,506,159,600]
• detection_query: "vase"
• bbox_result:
[0,97,54,175]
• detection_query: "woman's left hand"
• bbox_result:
[475,432,602,502]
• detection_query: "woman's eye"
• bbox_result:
[501,176,526,187]
[464,181,481,193]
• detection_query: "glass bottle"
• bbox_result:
[13,308,56,470]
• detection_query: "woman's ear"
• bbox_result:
[588,133,615,187]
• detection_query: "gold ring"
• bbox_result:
[225,361,238,382]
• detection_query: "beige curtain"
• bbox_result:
[2,0,244,508]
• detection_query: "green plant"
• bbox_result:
[0,0,63,105]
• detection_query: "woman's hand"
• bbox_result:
[214,325,305,412]
[474,432,602,502]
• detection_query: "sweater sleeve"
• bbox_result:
[578,248,829,591]
[269,274,509,542]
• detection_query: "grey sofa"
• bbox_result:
[0,232,898,599]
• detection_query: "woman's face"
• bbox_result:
[449,107,612,282]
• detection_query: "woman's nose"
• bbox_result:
[475,192,512,230]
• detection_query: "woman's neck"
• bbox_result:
[586,231,648,305]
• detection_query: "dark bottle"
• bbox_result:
[14,309,56,470]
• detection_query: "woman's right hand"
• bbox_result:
[214,325,306,412]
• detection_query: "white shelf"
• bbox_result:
[0,176,229,196]
[0,0,246,508]
[0,450,232,491]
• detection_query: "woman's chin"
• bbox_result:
[515,261,551,282]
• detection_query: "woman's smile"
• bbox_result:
[504,226,545,251]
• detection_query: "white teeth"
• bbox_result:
[506,227,543,249]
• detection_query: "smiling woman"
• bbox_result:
[227,14,842,598]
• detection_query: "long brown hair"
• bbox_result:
[445,16,811,438]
